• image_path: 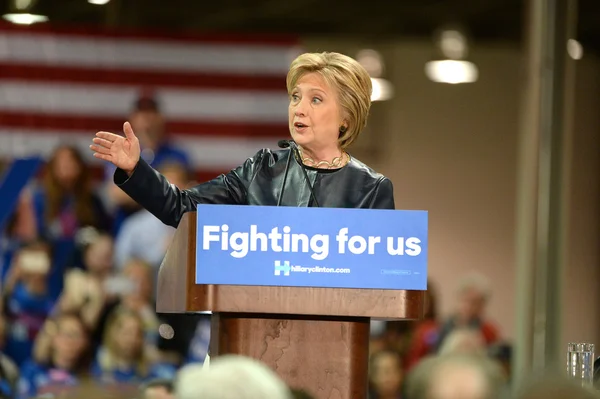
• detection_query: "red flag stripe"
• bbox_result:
[0,63,288,92]
[0,111,287,138]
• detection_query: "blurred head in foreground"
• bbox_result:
[175,355,292,399]
[514,373,600,399]
[404,353,506,399]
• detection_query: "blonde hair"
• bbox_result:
[286,52,372,149]
[98,308,149,379]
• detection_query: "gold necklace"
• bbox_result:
[299,149,350,169]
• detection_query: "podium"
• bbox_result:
[157,212,425,399]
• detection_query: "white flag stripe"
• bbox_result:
[0,129,280,169]
[0,81,289,123]
[0,33,302,75]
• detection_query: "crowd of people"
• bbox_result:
[0,95,212,399]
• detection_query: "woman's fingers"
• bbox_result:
[92,152,112,162]
[90,144,111,155]
[92,137,113,149]
[96,131,120,142]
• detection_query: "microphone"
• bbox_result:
[276,140,293,206]
[276,140,320,207]
[277,139,291,149]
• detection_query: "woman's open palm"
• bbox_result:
[90,122,141,174]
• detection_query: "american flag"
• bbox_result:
[0,23,302,181]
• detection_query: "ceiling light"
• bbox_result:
[371,78,394,101]
[2,12,47,24]
[88,0,110,4]
[3,0,47,25]
[425,60,478,84]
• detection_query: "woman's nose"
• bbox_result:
[294,98,309,117]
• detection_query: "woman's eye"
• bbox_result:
[312,97,322,104]
[291,94,299,101]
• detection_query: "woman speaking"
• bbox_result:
[90,52,395,226]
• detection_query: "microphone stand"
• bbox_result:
[277,140,319,208]
[276,140,293,206]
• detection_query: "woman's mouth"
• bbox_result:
[294,122,308,132]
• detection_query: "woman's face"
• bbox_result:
[52,148,82,189]
[371,352,403,397]
[288,72,344,152]
[85,236,114,276]
[113,316,143,359]
[53,316,88,369]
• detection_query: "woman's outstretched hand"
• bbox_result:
[90,121,141,175]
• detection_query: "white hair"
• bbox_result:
[405,353,507,399]
[175,355,292,399]
[438,328,486,356]
[456,272,491,299]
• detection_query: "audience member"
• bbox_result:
[404,353,506,399]
[17,312,90,399]
[2,242,55,366]
[33,145,110,242]
[91,308,174,385]
[405,281,440,370]
[175,355,292,399]
[0,188,38,283]
[56,230,115,336]
[114,259,160,352]
[438,328,487,356]
[31,145,111,300]
[369,349,404,399]
[435,273,499,352]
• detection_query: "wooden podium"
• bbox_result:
[157,212,424,399]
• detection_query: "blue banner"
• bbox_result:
[195,204,428,290]
[0,157,43,231]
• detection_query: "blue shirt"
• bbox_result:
[4,283,55,367]
[17,361,79,399]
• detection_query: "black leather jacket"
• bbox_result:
[114,148,395,228]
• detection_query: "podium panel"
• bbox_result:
[157,211,425,399]
[211,313,370,398]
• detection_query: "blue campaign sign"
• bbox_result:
[195,204,428,290]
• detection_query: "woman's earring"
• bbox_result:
[339,125,348,134]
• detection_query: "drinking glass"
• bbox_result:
[567,342,595,387]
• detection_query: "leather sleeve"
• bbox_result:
[368,177,396,210]
[113,150,266,228]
